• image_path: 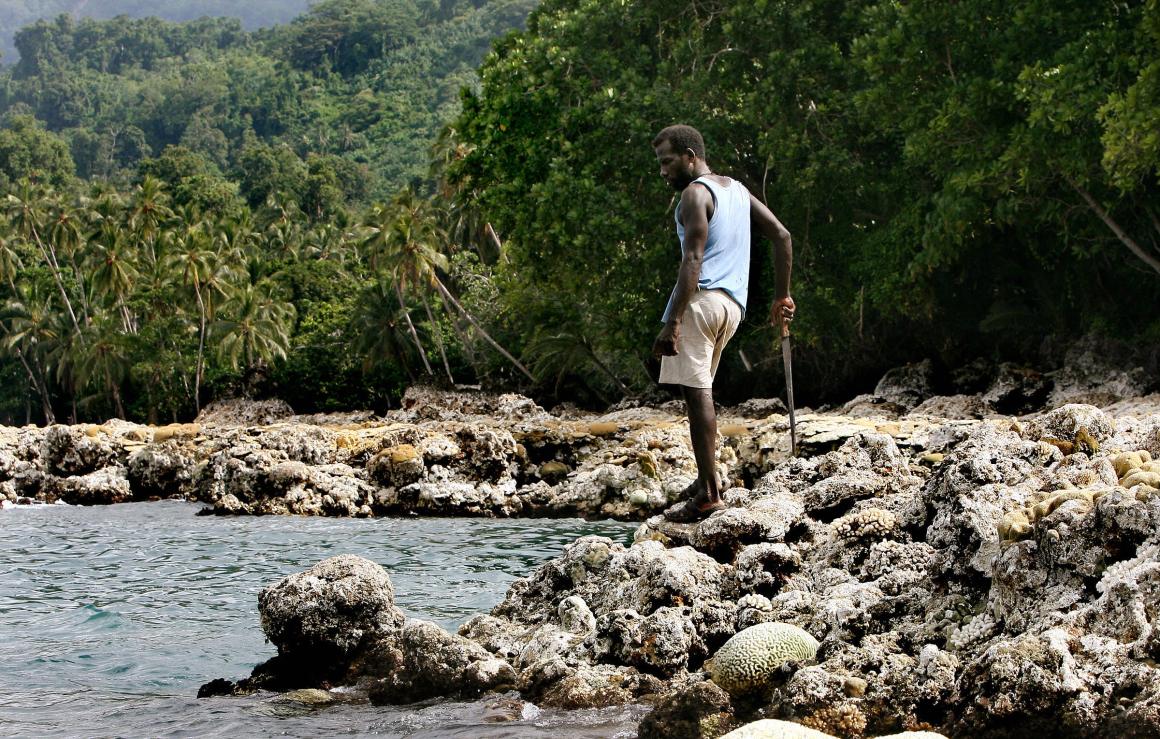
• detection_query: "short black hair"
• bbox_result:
[653,124,706,160]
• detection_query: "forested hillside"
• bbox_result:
[1,0,536,197]
[0,1,313,62]
[0,0,1156,426]
[0,0,539,424]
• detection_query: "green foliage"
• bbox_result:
[451,0,1160,401]
[0,113,75,189]
[2,0,1158,421]
[279,0,420,76]
[1,2,536,198]
[0,1,311,64]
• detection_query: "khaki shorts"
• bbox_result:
[659,289,742,389]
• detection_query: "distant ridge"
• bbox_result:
[1,0,313,62]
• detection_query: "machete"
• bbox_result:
[780,318,797,457]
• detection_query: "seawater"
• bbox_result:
[0,501,645,738]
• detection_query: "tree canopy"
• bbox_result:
[1,0,1157,425]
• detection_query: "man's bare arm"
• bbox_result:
[750,192,794,326]
[652,184,713,357]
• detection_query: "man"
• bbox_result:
[651,124,794,523]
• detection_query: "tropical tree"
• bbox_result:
[0,283,62,423]
[363,187,533,382]
[4,182,83,334]
[212,278,296,377]
[72,314,132,418]
[164,215,219,412]
[361,199,436,377]
[350,277,420,380]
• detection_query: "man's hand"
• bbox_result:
[653,320,681,357]
[770,296,796,330]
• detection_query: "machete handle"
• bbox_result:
[780,319,791,340]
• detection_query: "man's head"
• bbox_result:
[653,124,706,191]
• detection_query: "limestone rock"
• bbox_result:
[257,555,405,663]
[196,398,294,426]
[55,466,132,504]
[42,424,120,476]
[874,359,937,411]
[366,618,516,704]
[635,679,734,739]
[127,445,194,498]
[982,363,1053,415]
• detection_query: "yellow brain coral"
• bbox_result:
[709,622,819,694]
[1112,450,1151,479]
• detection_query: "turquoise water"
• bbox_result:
[0,501,644,737]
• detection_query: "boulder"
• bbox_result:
[257,555,405,665]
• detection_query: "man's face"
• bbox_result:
[655,139,695,191]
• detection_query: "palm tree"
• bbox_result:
[361,201,435,378]
[164,220,218,413]
[1,284,62,423]
[53,195,99,323]
[128,176,173,245]
[87,222,140,333]
[525,327,631,404]
[4,182,82,334]
[212,278,296,376]
[369,188,534,382]
[350,278,419,381]
[72,314,132,419]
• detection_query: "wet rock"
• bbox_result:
[274,688,335,706]
[257,555,405,667]
[517,656,658,708]
[56,467,132,504]
[127,445,194,499]
[636,679,734,739]
[365,619,516,704]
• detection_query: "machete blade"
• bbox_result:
[780,322,797,457]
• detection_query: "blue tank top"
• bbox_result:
[661,175,751,322]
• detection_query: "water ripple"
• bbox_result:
[0,501,636,737]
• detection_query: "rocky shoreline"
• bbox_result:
[189,399,1160,738]
[6,345,1160,737]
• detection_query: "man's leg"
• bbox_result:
[682,384,719,505]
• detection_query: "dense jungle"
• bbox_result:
[0,0,1157,426]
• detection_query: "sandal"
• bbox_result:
[664,496,727,523]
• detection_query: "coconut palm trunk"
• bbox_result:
[194,280,206,414]
[28,222,82,335]
[421,293,454,385]
[396,284,433,376]
[14,346,54,423]
[431,277,533,381]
